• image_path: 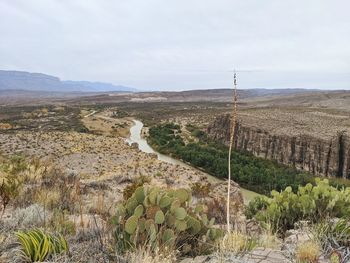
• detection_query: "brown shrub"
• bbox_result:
[191,182,211,198]
[207,197,226,224]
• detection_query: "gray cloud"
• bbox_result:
[0,0,349,90]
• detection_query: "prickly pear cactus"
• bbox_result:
[113,186,224,255]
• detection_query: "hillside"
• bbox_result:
[207,91,350,179]
[0,70,136,93]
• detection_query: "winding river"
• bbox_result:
[126,120,260,203]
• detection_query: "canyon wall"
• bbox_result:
[207,114,350,179]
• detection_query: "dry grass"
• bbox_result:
[125,246,177,263]
[218,231,256,256]
[34,188,61,210]
[295,240,321,263]
[257,231,281,249]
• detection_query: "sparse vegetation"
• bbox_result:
[1,96,350,263]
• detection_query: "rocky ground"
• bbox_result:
[0,129,244,215]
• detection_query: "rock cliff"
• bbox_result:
[207,114,350,179]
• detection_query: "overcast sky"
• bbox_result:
[0,0,349,91]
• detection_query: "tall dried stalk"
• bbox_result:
[227,72,238,233]
[74,181,84,228]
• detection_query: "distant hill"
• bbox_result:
[62,80,135,92]
[0,70,136,93]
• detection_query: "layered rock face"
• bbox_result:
[207,114,350,179]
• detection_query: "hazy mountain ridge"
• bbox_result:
[0,70,136,92]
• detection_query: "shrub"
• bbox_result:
[113,186,224,256]
[0,174,22,216]
[49,209,76,236]
[15,228,69,262]
[207,197,226,224]
[245,196,269,220]
[248,179,350,234]
[191,182,211,198]
[41,169,80,212]
[295,240,321,263]
[11,204,47,228]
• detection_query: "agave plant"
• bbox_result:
[15,228,69,262]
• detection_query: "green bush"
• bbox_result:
[245,196,269,220]
[113,186,224,256]
[247,179,350,234]
[15,228,69,262]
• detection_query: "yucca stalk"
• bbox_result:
[226,72,238,233]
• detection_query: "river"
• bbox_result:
[126,120,260,203]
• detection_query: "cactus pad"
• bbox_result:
[125,215,138,234]
[174,189,189,203]
[126,197,139,215]
[159,196,172,208]
[174,207,187,220]
[175,219,187,231]
[134,186,145,203]
[155,210,165,224]
[162,229,175,245]
[134,205,144,218]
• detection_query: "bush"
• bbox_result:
[0,173,22,215]
[15,228,69,262]
[207,197,226,224]
[113,186,224,256]
[248,179,350,234]
[11,204,47,228]
[191,182,211,198]
[49,209,76,236]
[245,196,269,220]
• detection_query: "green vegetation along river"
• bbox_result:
[126,120,260,203]
[146,122,350,198]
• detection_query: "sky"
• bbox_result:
[0,0,349,91]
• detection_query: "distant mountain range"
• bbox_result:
[0,70,136,93]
